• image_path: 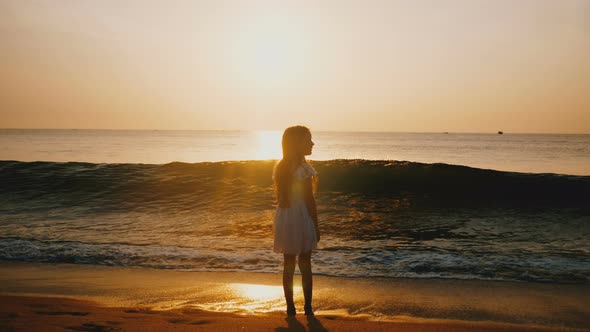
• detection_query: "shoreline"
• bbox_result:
[1,261,589,331]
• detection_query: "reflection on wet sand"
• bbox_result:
[196,283,302,313]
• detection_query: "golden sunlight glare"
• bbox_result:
[256,130,283,159]
[227,14,309,92]
[194,283,294,313]
[232,283,285,302]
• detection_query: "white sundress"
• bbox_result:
[273,162,318,255]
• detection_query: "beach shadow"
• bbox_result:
[307,315,328,332]
[275,316,306,332]
[274,316,329,332]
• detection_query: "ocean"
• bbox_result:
[0,129,589,284]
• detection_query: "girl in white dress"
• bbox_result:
[272,125,320,316]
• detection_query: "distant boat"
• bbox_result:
[498,131,503,135]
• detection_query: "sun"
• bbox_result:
[226,13,310,92]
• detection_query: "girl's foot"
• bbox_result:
[287,305,296,316]
[304,304,314,316]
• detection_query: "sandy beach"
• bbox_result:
[1,261,589,331]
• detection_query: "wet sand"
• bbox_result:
[1,261,589,331]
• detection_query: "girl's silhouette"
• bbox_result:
[272,125,320,316]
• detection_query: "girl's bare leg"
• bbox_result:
[298,251,313,315]
[283,254,296,315]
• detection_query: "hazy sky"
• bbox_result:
[1,0,589,133]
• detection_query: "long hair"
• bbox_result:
[273,125,316,208]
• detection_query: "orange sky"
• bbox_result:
[1,0,589,133]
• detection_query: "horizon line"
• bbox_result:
[1,127,589,135]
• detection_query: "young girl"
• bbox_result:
[272,125,320,316]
